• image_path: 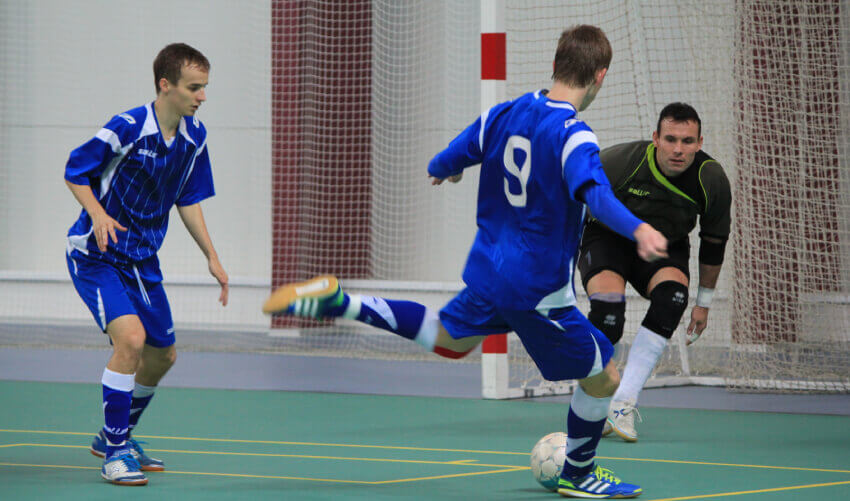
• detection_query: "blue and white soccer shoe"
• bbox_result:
[91,430,164,471]
[101,449,148,486]
[557,465,642,498]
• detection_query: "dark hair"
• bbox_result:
[552,25,612,87]
[656,102,701,136]
[153,43,210,93]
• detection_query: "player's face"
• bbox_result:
[652,119,702,177]
[168,64,208,116]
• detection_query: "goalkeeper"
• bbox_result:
[577,102,731,442]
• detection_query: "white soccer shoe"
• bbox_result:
[101,450,148,485]
[608,399,641,442]
[602,418,614,437]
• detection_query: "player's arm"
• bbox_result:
[686,161,732,343]
[175,138,227,305]
[564,134,667,261]
[427,102,510,185]
[176,203,228,306]
[65,181,127,252]
[64,124,133,252]
[686,237,725,344]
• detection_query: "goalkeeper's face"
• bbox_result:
[168,64,209,117]
[652,119,702,177]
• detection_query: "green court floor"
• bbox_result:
[1,381,848,500]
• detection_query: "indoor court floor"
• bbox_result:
[1,347,848,500]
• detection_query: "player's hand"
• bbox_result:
[686,306,708,344]
[633,223,668,262]
[208,255,229,306]
[90,211,128,252]
[430,172,463,185]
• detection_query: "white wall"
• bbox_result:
[0,0,271,327]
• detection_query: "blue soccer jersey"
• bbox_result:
[428,91,622,311]
[65,103,214,281]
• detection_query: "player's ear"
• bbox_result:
[158,77,170,94]
[595,67,607,86]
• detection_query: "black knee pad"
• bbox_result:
[641,281,689,339]
[588,297,626,345]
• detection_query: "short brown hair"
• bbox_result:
[552,25,612,87]
[153,43,210,93]
[657,102,702,136]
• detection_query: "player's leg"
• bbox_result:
[505,308,641,498]
[99,314,150,485]
[66,252,147,485]
[263,276,488,359]
[585,271,627,347]
[122,281,175,471]
[578,224,630,350]
[610,266,689,442]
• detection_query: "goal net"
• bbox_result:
[0,0,848,395]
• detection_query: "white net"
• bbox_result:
[503,0,737,394]
[730,0,850,392]
[1,0,848,393]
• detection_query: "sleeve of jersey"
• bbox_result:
[176,142,215,206]
[427,116,484,179]
[64,117,132,185]
[698,163,732,240]
[580,182,643,241]
[562,129,643,240]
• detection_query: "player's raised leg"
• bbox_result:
[263,275,485,359]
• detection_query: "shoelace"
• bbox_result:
[128,438,148,455]
[593,466,621,485]
[617,404,643,423]
[111,451,142,471]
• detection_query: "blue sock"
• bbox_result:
[560,386,611,480]
[350,295,426,340]
[101,368,135,458]
[128,383,156,435]
[331,294,439,347]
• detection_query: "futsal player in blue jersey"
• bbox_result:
[64,43,228,486]
[264,26,666,498]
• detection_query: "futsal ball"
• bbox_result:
[530,431,567,491]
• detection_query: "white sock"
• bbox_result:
[614,326,667,403]
[413,308,439,350]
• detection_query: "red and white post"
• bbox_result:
[479,0,511,399]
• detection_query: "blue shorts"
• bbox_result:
[440,287,613,381]
[66,250,175,348]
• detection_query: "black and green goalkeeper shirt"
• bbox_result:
[592,140,731,243]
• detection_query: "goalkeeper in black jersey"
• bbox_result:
[577,102,732,442]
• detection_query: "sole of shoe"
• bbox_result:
[262,275,339,314]
[612,426,638,443]
[90,447,105,459]
[101,473,148,486]
[557,488,641,498]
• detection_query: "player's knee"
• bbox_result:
[164,348,177,368]
[588,293,626,345]
[432,346,473,359]
[115,331,146,358]
[642,281,688,339]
